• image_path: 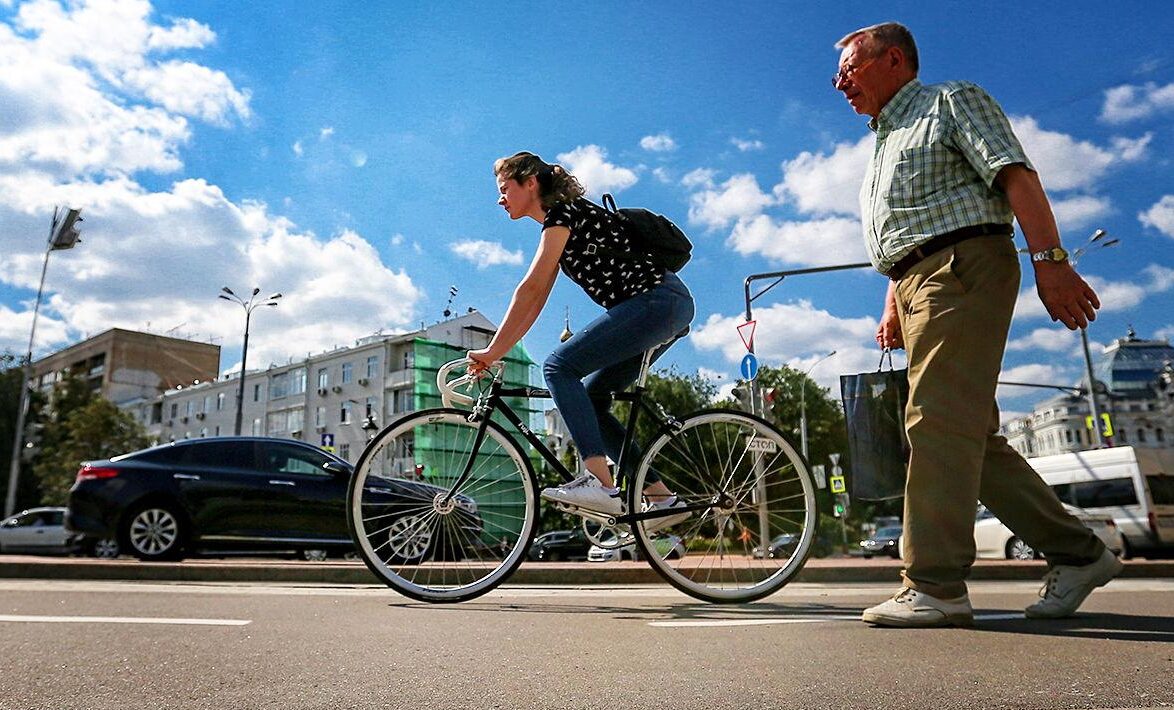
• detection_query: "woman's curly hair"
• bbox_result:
[494,151,585,209]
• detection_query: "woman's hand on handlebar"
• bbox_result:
[466,348,497,376]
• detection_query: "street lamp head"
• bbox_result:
[268,293,282,300]
[221,286,235,296]
[217,294,234,302]
[251,287,261,296]
[1090,228,1107,242]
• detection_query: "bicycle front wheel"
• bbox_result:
[347,408,539,603]
[630,409,818,603]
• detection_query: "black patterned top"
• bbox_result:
[543,198,664,309]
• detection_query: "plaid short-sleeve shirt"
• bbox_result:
[860,79,1033,274]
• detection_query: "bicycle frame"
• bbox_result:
[442,374,721,526]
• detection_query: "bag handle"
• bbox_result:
[601,193,618,213]
[877,347,895,372]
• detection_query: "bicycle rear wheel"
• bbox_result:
[347,408,539,603]
[630,409,818,603]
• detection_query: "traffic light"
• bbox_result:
[832,498,845,518]
[730,385,754,413]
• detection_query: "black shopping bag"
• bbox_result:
[839,350,910,501]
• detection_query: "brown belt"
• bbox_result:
[885,223,1013,281]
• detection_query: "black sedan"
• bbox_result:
[67,437,481,562]
[528,529,591,562]
[859,526,903,559]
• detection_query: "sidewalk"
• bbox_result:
[3,555,1172,585]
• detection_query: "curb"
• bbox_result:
[3,556,1172,586]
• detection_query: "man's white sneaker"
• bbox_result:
[1024,547,1123,619]
[540,475,623,516]
[861,587,974,628]
[641,495,691,534]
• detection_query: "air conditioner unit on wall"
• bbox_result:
[317,387,328,396]
[195,412,205,420]
[358,378,369,386]
[332,385,343,393]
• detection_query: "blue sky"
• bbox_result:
[1,0,1172,421]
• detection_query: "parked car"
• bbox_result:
[974,504,1125,560]
[528,529,591,561]
[859,526,903,559]
[0,507,81,555]
[66,437,481,562]
[752,533,799,559]
[587,533,685,562]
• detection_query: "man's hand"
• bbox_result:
[1034,263,1100,330]
[876,282,904,350]
[466,348,496,376]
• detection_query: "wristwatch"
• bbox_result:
[1030,246,1069,264]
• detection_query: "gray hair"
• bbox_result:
[835,22,919,75]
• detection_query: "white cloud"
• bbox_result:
[731,137,765,152]
[651,167,673,184]
[726,214,868,267]
[691,301,876,373]
[124,60,251,125]
[320,127,335,140]
[997,363,1079,401]
[292,140,303,157]
[681,167,716,190]
[350,150,367,168]
[687,173,773,231]
[1010,117,1148,192]
[556,144,638,197]
[639,133,677,152]
[147,17,216,51]
[1100,82,1174,124]
[774,136,872,218]
[448,239,523,269]
[1006,327,1078,353]
[697,367,727,383]
[1050,195,1112,231]
[1140,195,1174,238]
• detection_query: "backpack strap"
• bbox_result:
[601,193,618,213]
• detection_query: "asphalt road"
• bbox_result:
[1,579,1172,710]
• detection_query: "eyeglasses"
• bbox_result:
[832,55,878,88]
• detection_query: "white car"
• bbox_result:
[588,534,685,562]
[974,504,1125,560]
[0,507,80,555]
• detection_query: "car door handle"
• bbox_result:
[268,480,296,486]
[173,473,201,480]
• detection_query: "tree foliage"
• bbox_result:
[0,352,27,509]
[30,375,149,505]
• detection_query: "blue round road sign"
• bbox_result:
[740,353,759,380]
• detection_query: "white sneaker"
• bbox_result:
[541,475,623,516]
[1024,547,1123,619]
[861,587,974,628]
[641,495,691,534]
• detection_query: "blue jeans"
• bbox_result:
[543,272,695,478]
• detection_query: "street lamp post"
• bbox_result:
[5,208,83,518]
[1070,228,1119,449]
[799,350,836,460]
[218,287,281,436]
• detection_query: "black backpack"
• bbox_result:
[598,193,692,272]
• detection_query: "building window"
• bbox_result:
[339,443,351,462]
[1137,429,1146,443]
[290,368,306,396]
[1157,429,1165,443]
[214,425,220,436]
[365,396,378,420]
[253,384,262,402]
[403,350,414,369]
[185,401,194,417]
[170,403,178,419]
[366,356,378,379]
[268,412,285,436]
[1119,430,1127,443]
[315,406,326,428]
[203,395,212,413]
[287,409,304,434]
[200,427,208,438]
[340,400,353,424]
[318,368,328,389]
[342,362,353,384]
[251,418,262,436]
[217,392,225,411]
[271,373,289,399]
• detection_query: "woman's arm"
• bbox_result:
[468,226,569,370]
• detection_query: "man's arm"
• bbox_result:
[876,280,903,350]
[996,164,1100,330]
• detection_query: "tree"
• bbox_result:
[0,352,26,510]
[613,367,720,450]
[30,376,149,505]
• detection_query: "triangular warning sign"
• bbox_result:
[737,320,756,352]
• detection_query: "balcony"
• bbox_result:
[387,368,413,389]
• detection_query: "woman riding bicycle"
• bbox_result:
[467,151,694,525]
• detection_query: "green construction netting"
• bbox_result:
[410,338,541,547]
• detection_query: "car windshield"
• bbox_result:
[876,527,902,538]
[1147,475,1174,505]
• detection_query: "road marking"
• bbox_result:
[0,614,250,626]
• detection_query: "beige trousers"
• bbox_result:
[893,236,1103,599]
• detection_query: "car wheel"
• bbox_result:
[385,514,434,565]
[89,537,120,559]
[888,548,901,559]
[123,504,185,561]
[300,549,329,562]
[862,553,873,559]
[1006,537,1036,560]
[547,551,561,562]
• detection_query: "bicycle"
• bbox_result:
[346,349,819,604]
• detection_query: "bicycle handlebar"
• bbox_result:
[436,358,500,408]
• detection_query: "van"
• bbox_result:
[1028,446,1174,557]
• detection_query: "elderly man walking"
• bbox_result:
[832,22,1122,627]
